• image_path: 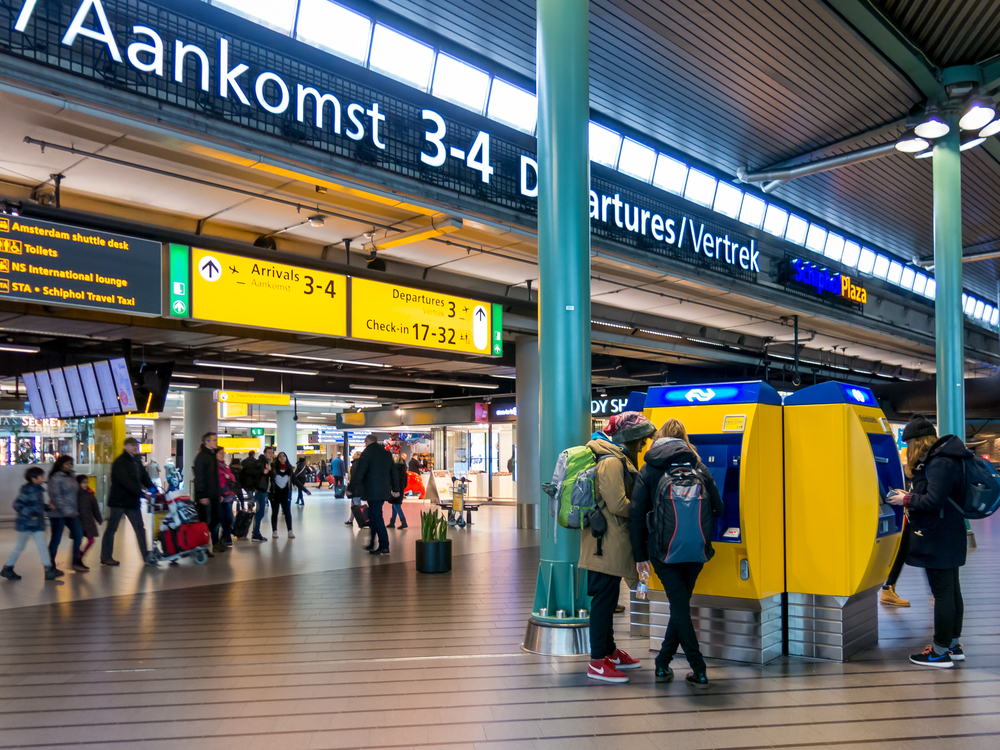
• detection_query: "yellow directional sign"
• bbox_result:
[191,248,346,337]
[214,390,291,406]
[351,278,502,356]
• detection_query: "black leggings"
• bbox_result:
[271,497,292,531]
[925,567,963,649]
[885,520,911,587]
[587,570,621,660]
[651,559,706,673]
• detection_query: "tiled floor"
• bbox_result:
[0,497,997,749]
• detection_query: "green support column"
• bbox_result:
[932,116,965,440]
[522,0,592,654]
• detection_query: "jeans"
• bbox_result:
[220,501,234,545]
[651,559,706,673]
[196,497,222,545]
[6,530,48,568]
[885,519,911,587]
[49,516,83,567]
[587,570,621,659]
[296,485,305,504]
[368,500,389,550]
[271,497,292,532]
[389,503,407,526]
[252,491,269,537]
[101,507,149,562]
[925,567,963,650]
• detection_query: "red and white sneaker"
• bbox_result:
[608,649,641,670]
[587,657,628,683]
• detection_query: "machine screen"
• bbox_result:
[690,433,743,543]
[868,432,904,537]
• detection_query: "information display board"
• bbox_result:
[109,357,138,412]
[77,363,104,415]
[190,249,347,337]
[48,369,74,418]
[0,215,161,315]
[63,366,89,418]
[351,278,502,356]
[94,361,121,414]
[22,372,45,420]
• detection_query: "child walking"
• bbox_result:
[77,476,103,565]
[2,467,60,581]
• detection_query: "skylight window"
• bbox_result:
[872,254,890,279]
[965,295,977,316]
[684,169,717,207]
[992,308,999,326]
[858,247,877,275]
[214,0,297,34]
[824,233,845,263]
[805,224,828,254]
[739,194,766,229]
[486,79,536,134]
[295,0,372,65]
[368,24,435,92]
[432,53,491,114]
[784,215,809,245]
[887,260,903,285]
[924,278,936,300]
[911,272,928,296]
[651,154,687,195]
[617,138,657,182]
[975,300,986,319]
[842,241,861,268]
[899,266,916,291]
[589,122,622,168]
[713,182,743,219]
[762,205,788,237]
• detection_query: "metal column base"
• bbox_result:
[787,585,880,661]
[640,590,782,664]
[522,617,590,655]
[630,589,650,637]
[516,503,541,529]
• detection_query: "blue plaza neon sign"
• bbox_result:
[791,259,867,304]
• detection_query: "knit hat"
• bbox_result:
[605,411,656,444]
[902,414,937,442]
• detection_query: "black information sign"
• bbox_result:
[0,214,161,315]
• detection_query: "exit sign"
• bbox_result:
[250,428,264,437]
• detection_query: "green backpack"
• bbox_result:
[543,445,616,531]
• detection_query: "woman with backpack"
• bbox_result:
[629,419,724,689]
[887,415,970,668]
[579,411,656,684]
[270,452,295,539]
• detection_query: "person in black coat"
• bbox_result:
[193,432,224,554]
[629,420,723,688]
[888,415,970,668]
[101,437,157,566]
[346,435,400,554]
[388,455,409,529]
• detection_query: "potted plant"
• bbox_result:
[415,510,451,573]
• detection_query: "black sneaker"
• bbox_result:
[910,645,954,668]
[655,666,674,683]
[0,566,21,581]
[949,644,965,661]
[344,520,353,526]
[686,672,709,688]
[101,558,120,566]
[370,548,390,555]
[251,535,267,542]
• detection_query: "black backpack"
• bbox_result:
[954,455,1000,519]
[647,463,712,564]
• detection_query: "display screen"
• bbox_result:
[48,369,75,418]
[94,360,121,414]
[63,366,90,418]
[77,363,104,415]
[109,357,137,412]
[22,373,45,420]
[34,370,60,418]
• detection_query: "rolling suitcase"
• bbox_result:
[334,484,345,499]
[232,503,254,539]
[351,503,370,528]
[178,522,211,550]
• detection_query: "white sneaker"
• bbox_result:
[272,531,278,539]
[288,531,295,539]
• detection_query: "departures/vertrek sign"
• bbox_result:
[3,0,758,282]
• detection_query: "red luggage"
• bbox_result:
[159,522,210,556]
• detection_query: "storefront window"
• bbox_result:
[0,413,93,465]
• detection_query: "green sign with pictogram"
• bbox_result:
[168,244,189,317]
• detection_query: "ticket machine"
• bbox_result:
[784,381,903,660]
[634,381,785,663]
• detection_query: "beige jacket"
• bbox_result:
[578,437,639,587]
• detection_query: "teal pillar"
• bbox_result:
[932,116,965,440]
[523,0,592,652]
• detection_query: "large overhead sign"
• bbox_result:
[2,0,757,284]
[190,248,347,337]
[0,214,160,315]
[784,258,867,308]
[351,278,502,356]
[214,390,292,406]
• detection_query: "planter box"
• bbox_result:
[415,539,452,574]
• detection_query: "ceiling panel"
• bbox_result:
[876,0,1000,67]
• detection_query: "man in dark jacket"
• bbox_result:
[888,416,970,668]
[629,434,724,687]
[242,446,274,542]
[193,432,223,554]
[347,435,400,554]
[101,437,157,567]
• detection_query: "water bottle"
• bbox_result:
[635,569,650,600]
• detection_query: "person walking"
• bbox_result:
[193,432,224,556]
[101,437,158,567]
[217,449,238,548]
[579,411,655,684]
[293,457,312,506]
[408,453,421,474]
[2,467,57,581]
[317,459,328,489]
[887,415,970,668]
[48,455,85,573]
[77,476,102,565]
[347,435,399,554]
[270,452,295,538]
[388,454,409,529]
[330,452,346,494]
[243,446,274,542]
[229,456,246,505]
[630,419,724,688]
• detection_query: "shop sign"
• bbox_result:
[191,248,347,337]
[214,390,291,406]
[219,437,261,453]
[351,278,502,356]
[0,416,65,430]
[787,258,866,305]
[488,398,518,422]
[0,214,160,315]
[3,1,758,285]
[591,398,629,416]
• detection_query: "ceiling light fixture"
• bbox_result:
[914,148,933,159]
[349,384,434,394]
[172,372,255,382]
[895,129,930,153]
[169,383,199,390]
[0,344,40,353]
[960,135,986,151]
[269,353,389,368]
[192,360,318,376]
[307,215,325,227]
[979,118,1000,138]
[413,379,500,389]
[293,391,378,400]
[959,96,995,131]
[914,106,950,139]
[362,217,463,251]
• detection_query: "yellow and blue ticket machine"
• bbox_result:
[784,381,903,660]
[631,381,785,663]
